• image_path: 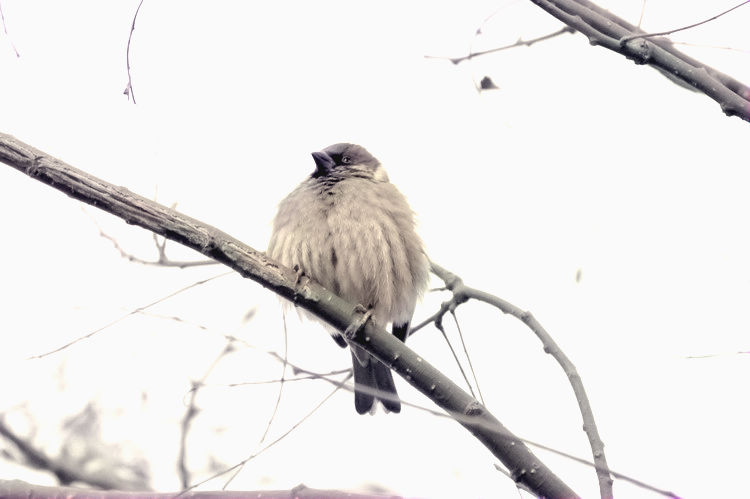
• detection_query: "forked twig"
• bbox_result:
[415,262,613,498]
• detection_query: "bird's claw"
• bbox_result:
[344,304,373,341]
[292,264,310,303]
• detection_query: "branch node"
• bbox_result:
[511,467,527,483]
[29,156,44,177]
[464,400,483,417]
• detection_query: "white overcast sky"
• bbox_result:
[1,1,749,498]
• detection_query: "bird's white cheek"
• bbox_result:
[373,166,390,182]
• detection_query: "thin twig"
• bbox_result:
[671,40,750,53]
[685,350,749,359]
[435,313,477,399]
[451,310,485,405]
[621,0,750,44]
[637,0,647,28]
[177,374,351,495]
[124,0,145,103]
[84,207,218,268]
[0,0,20,57]
[27,272,232,359]
[265,352,452,414]
[178,340,236,489]
[222,370,350,386]
[258,311,289,443]
[425,26,574,65]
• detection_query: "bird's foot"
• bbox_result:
[344,304,373,341]
[291,264,309,303]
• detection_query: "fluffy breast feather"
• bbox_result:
[268,176,428,327]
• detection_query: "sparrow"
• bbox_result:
[268,143,429,413]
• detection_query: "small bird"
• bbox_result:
[268,143,429,414]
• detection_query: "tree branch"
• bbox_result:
[0,417,139,490]
[0,132,578,498]
[527,0,750,121]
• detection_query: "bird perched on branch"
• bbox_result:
[268,143,429,414]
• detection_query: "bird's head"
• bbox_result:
[311,143,388,182]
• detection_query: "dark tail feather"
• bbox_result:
[351,351,376,414]
[351,350,401,414]
[373,361,401,413]
[393,322,410,343]
[350,322,410,414]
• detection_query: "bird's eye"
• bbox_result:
[341,156,351,164]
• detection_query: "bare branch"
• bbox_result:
[527,0,750,121]
[424,26,574,64]
[124,0,145,103]
[26,271,231,359]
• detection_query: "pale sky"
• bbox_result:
[1,1,749,498]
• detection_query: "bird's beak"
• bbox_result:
[311,151,335,175]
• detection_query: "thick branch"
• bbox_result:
[528,0,750,122]
[0,132,578,499]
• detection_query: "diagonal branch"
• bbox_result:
[0,132,578,499]
[527,0,750,121]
